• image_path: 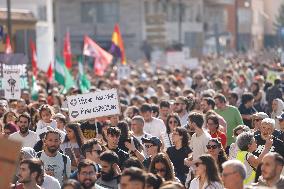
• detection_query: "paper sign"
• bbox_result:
[67,89,120,122]
[117,66,131,80]
[0,137,21,189]
[3,69,21,100]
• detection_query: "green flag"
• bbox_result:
[31,75,39,100]
[78,56,91,93]
[55,56,74,93]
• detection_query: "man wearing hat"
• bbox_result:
[141,136,161,169]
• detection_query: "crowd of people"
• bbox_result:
[0,51,284,189]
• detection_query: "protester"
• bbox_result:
[214,93,243,146]
[37,130,71,185]
[206,114,227,148]
[9,113,38,148]
[158,100,171,124]
[16,159,44,189]
[221,160,247,189]
[276,112,284,132]
[149,153,177,182]
[35,104,57,137]
[252,152,284,188]
[95,151,121,189]
[160,113,181,150]
[77,160,97,189]
[189,154,223,189]
[251,112,269,131]
[144,173,163,189]
[238,92,257,128]
[140,103,166,138]
[3,122,18,137]
[166,127,191,184]
[271,98,284,130]
[206,138,227,172]
[120,167,146,189]
[173,96,191,126]
[141,136,162,169]
[60,123,85,171]
[61,179,83,189]
[130,115,151,144]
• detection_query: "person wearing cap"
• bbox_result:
[141,136,161,169]
[252,112,269,131]
[276,112,284,132]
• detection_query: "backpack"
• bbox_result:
[37,151,68,180]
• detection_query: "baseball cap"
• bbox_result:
[141,136,161,147]
[276,112,284,120]
[253,112,269,119]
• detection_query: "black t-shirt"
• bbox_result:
[238,103,257,128]
[80,121,102,139]
[110,147,129,168]
[142,157,152,170]
[253,130,284,158]
[166,146,192,184]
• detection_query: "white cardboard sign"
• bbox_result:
[67,89,120,122]
[3,69,21,100]
[117,65,131,80]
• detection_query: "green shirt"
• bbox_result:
[215,105,243,145]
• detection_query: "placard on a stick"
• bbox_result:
[3,69,21,100]
[0,137,21,189]
[67,89,120,122]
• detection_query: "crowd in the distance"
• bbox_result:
[1,52,284,189]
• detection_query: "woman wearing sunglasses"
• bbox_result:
[149,153,177,182]
[160,114,181,150]
[206,138,227,172]
[189,154,223,189]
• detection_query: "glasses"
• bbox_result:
[206,145,218,149]
[80,172,95,177]
[145,144,154,148]
[222,171,237,177]
[195,162,203,167]
[169,120,178,124]
[154,168,166,173]
[92,150,102,155]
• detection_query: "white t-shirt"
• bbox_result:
[179,112,189,127]
[38,151,71,186]
[42,174,61,189]
[189,130,211,160]
[9,131,38,148]
[190,178,223,189]
[36,120,57,136]
[144,117,166,138]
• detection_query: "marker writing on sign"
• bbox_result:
[71,104,118,118]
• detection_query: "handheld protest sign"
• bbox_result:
[3,69,21,100]
[0,137,21,189]
[67,88,121,122]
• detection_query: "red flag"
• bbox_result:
[5,35,12,54]
[83,35,113,76]
[30,40,37,77]
[63,31,72,69]
[47,62,53,82]
[110,23,126,64]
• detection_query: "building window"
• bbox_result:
[81,1,119,24]
[38,5,47,21]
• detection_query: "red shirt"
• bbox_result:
[210,130,227,148]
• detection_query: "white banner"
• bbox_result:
[117,65,131,80]
[67,89,120,122]
[3,69,21,100]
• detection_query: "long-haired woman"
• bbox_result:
[189,154,223,189]
[206,138,227,173]
[149,153,177,182]
[60,123,85,171]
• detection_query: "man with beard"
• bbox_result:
[173,96,191,126]
[17,159,44,189]
[9,113,38,148]
[251,152,284,188]
[96,151,120,189]
[77,160,97,189]
[37,130,71,185]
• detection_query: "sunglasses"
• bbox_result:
[92,150,102,155]
[145,144,154,148]
[154,168,166,173]
[169,120,178,124]
[195,162,203,167]
[206,145,218,149]
[254,119,262,122]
